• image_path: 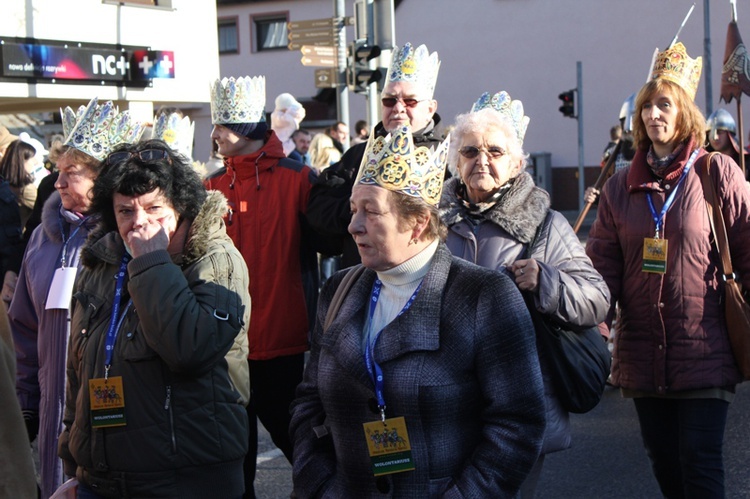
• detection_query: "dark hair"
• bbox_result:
[390,191,447,242]
[91,139,207,233]
[355,120,368,134]
[0,139,36,187]
[291,129,311,139]
[632,79,706,151]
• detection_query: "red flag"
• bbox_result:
[721,21,750,103]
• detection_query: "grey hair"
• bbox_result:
[447,108,528,178]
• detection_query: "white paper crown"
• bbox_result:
[153,112,195,160]
[61,98,146,161]
[210,76,266,125]
[387,43,440,98]
[355,125,450,206]
[471,91,530,146]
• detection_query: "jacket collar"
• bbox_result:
[627,138,701,192]
[373,112,442,144]
[320,243,452,387]
[439,173,550,244]
[40,191,99,244]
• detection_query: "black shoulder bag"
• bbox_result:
[523,211,611,414]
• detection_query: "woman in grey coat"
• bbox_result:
[439,93,611,498]
[290,124,546,498]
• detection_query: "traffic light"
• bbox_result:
[558,89,576,118]
[346,40,382,94]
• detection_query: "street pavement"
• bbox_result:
[254,383,750,499]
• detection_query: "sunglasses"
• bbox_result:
[459,146,507,160]
[381,97,425,108]
[105,148,171,166]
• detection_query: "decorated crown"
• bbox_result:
[210,76,266,125]
[61,98,146,161]
[355,125,450,206]
[650,42,702,100]
[471,91,530,146]
[387,43,440,98]
[153,112,195,160]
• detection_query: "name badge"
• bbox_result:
[362,416,415,476]
[642,237,668,274]
[89,376,127,428]
[46,267,78,309]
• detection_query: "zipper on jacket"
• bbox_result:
[164,385,177,453]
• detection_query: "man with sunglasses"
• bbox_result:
[306,43,443,268]
[203,76,318,499]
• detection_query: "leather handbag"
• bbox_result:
[700,153,750,380]
[523,211,611,413]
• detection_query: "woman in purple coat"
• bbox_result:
[9,98,143,498]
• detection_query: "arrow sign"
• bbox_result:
[315,68,337,88]
[288,18,335,31]
[288,30,334,42]
[288,40,332,51]
[301,55,336,67]
[301,45,337,57]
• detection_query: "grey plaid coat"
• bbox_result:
[290,243,545,498]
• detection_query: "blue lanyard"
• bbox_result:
[646,149,699,238]
[103,255,131,380]
[364,278,422,422]
[57,206,90,268]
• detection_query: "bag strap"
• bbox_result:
[699,152,738,284]
[523,210,552,260]
[323,264,366,331]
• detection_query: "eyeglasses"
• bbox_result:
[381,97,425,108]
[105,148,171,166]
[458,145,507,160]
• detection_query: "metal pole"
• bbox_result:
[373,0,395,127]
[365,0,378,130]
[577,61,585,211]
[704,0,713,116]
[334,0,349,128]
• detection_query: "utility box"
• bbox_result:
[528,152,552,193]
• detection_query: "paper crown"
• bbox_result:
[650,42,702,100]
[61,98,146,161]
[387,43,440,98]
[471,91,530,146]
[210,76,266,125]
[355,125,450,206]
[153,112,195,160]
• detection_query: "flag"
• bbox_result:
[721,20,750,103]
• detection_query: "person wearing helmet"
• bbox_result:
[705,108,748,175]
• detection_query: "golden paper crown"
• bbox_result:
[355,125,450,206]
[210,76,266,125]
[650,42,702,100]
[387,43,440,98]
[61,98,146,161]
[471,91,530,146]
[153,112,195,160]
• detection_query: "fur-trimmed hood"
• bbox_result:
[439,172,550,244]
[40,191,100,244]
[81,190,229,268]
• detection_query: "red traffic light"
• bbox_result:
[558,89,576,118]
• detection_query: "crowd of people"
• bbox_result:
[0,36,748,499]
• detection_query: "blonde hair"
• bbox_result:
[308,133,341,172]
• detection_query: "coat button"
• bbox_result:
[376,476,390,494]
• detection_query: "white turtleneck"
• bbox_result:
[363,239,439,351]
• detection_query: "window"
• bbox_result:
[252,13,289,52]
[218,18,239,54]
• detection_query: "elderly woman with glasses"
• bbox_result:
[58,139,251,499]
[439,92,610,498]
[290,125,545,498]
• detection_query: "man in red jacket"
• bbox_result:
[204,75,316,499]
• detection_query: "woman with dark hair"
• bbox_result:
[587,43,750,497]
[0,138,39,226]
[290,125,545,497]
[10,98,144,498]
[59,139,251,498]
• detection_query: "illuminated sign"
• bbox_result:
[0,38,175,87]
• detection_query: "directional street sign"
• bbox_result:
[288,30,334,42]
[288,40,331,51]
[301,55,336,67]
[288,18,334,31]
[315,68,337,89]
[300,45,337,57]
